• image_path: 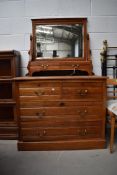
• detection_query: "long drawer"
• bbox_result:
[29,60,91,72]
[20,125,103,141]
[19,80,105,101]
[19,100,103,108]
[20,120,102,128]
[20,105,104,120]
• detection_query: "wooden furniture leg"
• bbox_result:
[110,115,116,153]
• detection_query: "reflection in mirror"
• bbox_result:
[36,24,83,59]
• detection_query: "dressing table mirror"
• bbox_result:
[28,18,93,76]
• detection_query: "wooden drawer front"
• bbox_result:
[30,60,60,70]
[30,60,90,71]
[62,83,103,100]
[19,100,103,109]
[20,87,61,96]
[19,87,61,100]
[21,120,102,128]
[20,125,102,141]
[19,80,104,101]
[20,105,104,120]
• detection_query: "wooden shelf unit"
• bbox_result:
[0,50,20,139]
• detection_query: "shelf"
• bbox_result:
[0,50,20,139]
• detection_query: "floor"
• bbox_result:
[0,130,117,175]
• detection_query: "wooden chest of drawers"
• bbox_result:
[15,76,107,151]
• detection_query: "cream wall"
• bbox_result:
[0,0,117,76]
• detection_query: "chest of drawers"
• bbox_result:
[15,76,107,151]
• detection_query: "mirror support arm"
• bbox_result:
[28,34,35,61]
[86,34,91,61]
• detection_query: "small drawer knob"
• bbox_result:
[79,129,87,136]
[72,64,79,68]
[78,109,88,117]
[51,88,55,93]
[36,111,45,118]
[41,64,49,70]
[43,130,46,136]
[79,89,88,96]
[34,90,45,96]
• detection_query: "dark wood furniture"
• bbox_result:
[28,18,93,76]
[14,18,107,151]
[15,76,107,151]
[0,50,20,139]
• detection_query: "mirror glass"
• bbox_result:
[35,24,83,59]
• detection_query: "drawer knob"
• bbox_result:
[36,112,45,118]
[72,64,79,68]
[41,64,48,70]
[78,109,87,117]
[79,129,87,136]
[51,88,55,93]
[43,130,46,136]
[38,130,46,137]
[79,89,88,96]
[35,90,45,96]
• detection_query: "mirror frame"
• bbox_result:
[31,18,88,61]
